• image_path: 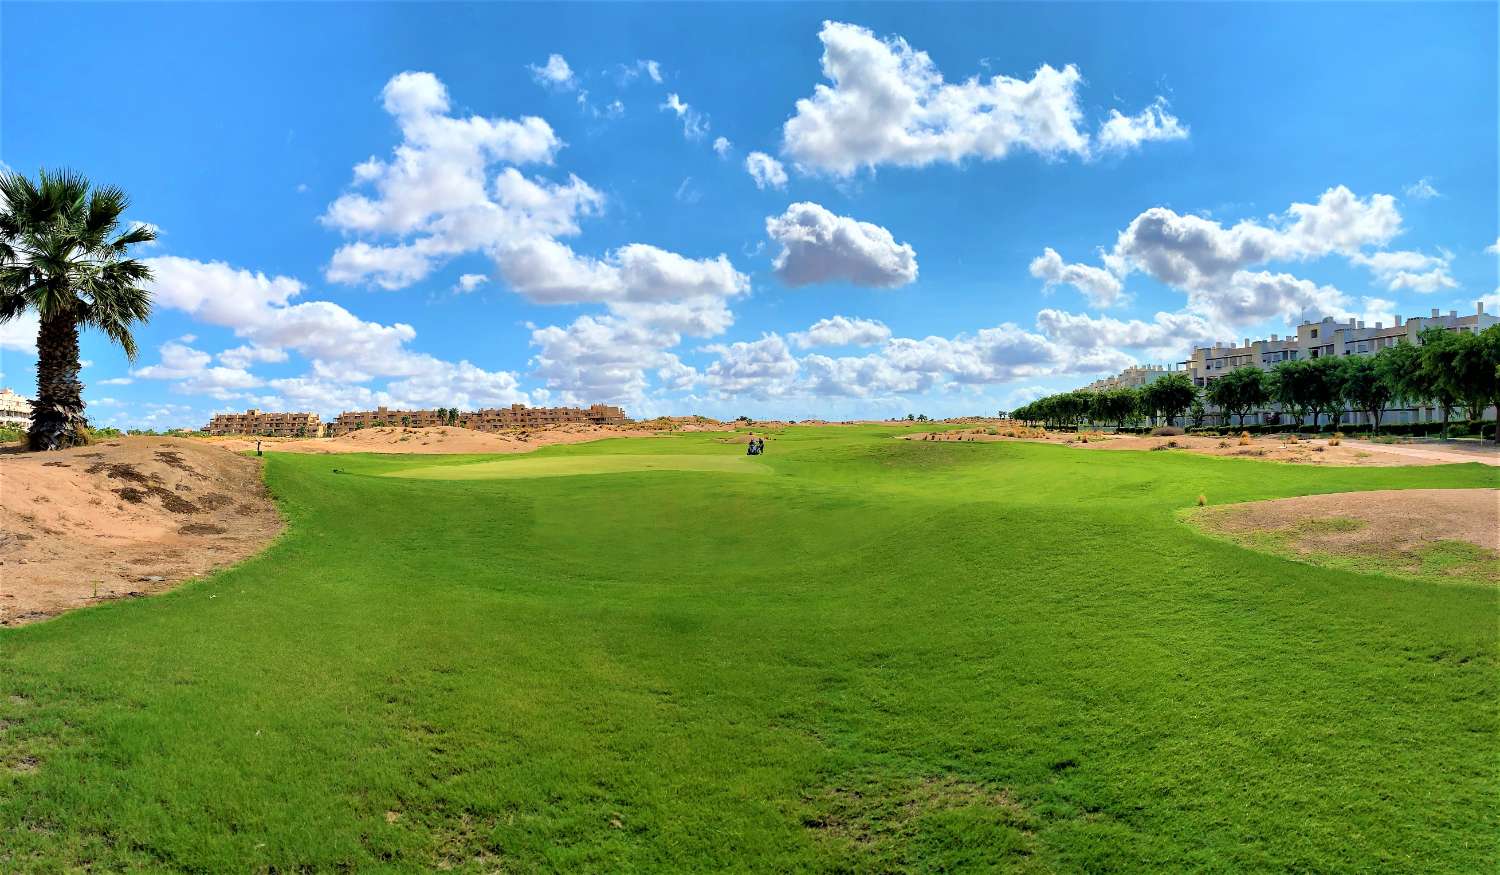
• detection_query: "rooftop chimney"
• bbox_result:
[1374,322,1382,330]
[1432,308,1440,318]
[1394,314,1402,326]
[1357,320,1365,329]
[1449,310,1457,318]
[1243,337,1250,347]
[1480,302,1486,316]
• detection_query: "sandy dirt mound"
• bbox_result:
[209,424,662,455]
[0,437,282,626]
[903,427,1493,467]
[1189,489,1499,585]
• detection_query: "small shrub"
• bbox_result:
[1329,432,1343,446]
[1287,434,1299,444]
[1217,440,1229,448]
[1238,431,1252,446]
[1151,426,1184,437]
[1196,494,1207,506]
[1313,445,1325,453]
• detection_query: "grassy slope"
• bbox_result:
[1,425,1496,872]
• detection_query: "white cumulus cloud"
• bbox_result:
[1028,247,1125,307]
[781,21,1183,176]
[789,315,893,349]
[766,202,917,288]
[1097,98,1189,152]
[529,54,577,90]
[1349,249,1457,293]
[745,152,788,189]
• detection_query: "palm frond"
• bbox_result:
[84,185,128,242]
[0,292,29,322]
[112,221,156,251]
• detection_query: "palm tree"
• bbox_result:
[0,169,155,450]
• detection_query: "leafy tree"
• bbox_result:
[1340,354,1393,434]
[1416,328,1462,435]
[1269,360,1307,427]
[1207,366,1269,427]
[1440,326,1500,432]
[1373,341,1424,425]
[1141,373,1197,427]
[0,169,155,450]
[1484,325,1500,440]
[1090,387,1139,429]
[1188,396,1207,428]
[1308,356,1349,430]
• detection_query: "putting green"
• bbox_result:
[388,452,769,480]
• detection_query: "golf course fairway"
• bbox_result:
[2,425,1495,872]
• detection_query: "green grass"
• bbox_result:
[2,425,1497,872]
[391,452,768,480]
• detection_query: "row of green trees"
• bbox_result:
[1012,325,1500,436]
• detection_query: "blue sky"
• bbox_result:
[2,2,1495,427]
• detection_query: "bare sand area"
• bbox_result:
[0,437,282,626]
[1189,488,1499,586]
[904,427,1498,467]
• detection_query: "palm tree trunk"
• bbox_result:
[29,313,90,450]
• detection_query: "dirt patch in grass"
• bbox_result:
[1187,488,1499,586]
[802,775,1037,866]
[0,437,283,626]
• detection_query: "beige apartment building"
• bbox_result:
[0,387,32,429]
[206,409,324,437]
[466,403,627,431]
[327,407,451,434]
[327,403,628,436]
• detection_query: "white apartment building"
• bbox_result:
[0,387,32,429]
[1083,364,1182,392]
[1181,304,1496,426]
[1080,304,1495,427]
[1186,305,1496,387]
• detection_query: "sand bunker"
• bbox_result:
[208,424,664,455]
[1188,488,1499,586]
[390,453,769,481]
[904,428,1498,467]
[0,437,283,626]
